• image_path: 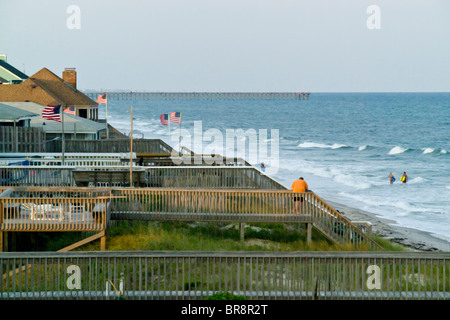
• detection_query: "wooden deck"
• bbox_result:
[0,186,382,250]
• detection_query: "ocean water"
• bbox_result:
[100,93,450,241]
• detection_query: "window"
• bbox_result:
[79,109,87,119]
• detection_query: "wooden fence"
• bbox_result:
[0,251,448,300]
[0,127,46,153]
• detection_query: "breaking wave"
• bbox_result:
[388,146,409,155]
[297,142,350,149]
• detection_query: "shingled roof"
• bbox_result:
[0,67,97,107]
[0,102,39,122]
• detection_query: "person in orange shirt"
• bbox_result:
[291,177,309,214]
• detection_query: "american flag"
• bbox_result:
[160,114,169,125]
[170,111,181,123]
[64,106,76,115]
[96,94,107,104]
[42,105,61,122]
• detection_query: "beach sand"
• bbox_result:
[327,200,450,252]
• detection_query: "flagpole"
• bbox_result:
[130,105,133,188]
[106,93,109,139]
[179,112,182,155]
[61,104,65,165]
[168,113,171,142]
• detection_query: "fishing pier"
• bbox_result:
[85,91,311,101]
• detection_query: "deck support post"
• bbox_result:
[307,223,312,245]
[239,223,245,242]
[3,231,7,252]
[100,235,107,251]
[11,232,16,251]
[0,231,3,252]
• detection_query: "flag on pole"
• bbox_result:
[96,94,107,104]
[64,106,76,115]
[170,111,181,123]
[42,105,62,122]
[160,114,169,125]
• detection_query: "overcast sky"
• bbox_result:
[1,0,449,92]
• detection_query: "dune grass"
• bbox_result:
[370,234,408,251]
[77,221,406,252]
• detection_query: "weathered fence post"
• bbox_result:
[240,222,245,241]
[307,223,312,245]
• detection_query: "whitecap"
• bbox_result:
[298,142,349,149]
[408,177,425,184]
[333,174,372,190]
[441,150,447,154]
[358,145,367,151]
[422,148,435,154]
[388,146,408,155]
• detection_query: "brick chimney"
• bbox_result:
[63,68,77,89]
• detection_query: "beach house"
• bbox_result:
[0,102,106,139]
[0,64,99,121]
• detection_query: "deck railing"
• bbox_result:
[0,167,75,187]
[0,187,111,198]
[144,166,285,189]
[46,139,173,154]
[0,251,448,300]
[0,188,110,232]
[0,152,134,167]
[144,155,250,166]
[27,159,125,167]
[0,166,285,189]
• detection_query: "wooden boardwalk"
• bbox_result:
[0,186,382,250]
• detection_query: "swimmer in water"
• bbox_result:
[400,172,408,183]
[388,172,395,184]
